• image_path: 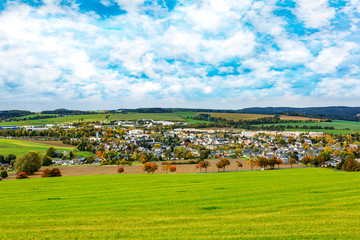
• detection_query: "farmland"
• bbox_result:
[0,114,108,126]
[200,112,320,121]
[0,139,93,157]
[108,111,198,122]
[259,120,360,133]
[0,168,359,239]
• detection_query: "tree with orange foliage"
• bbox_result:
[301,156,311,167]
[235,160,243,171]
[198,160,210,172]
[139,155,148,164]
[289,158,297,168]
[276,158,283,168]
[117,166,124,174]
[161,161,171,173]
[216,158,230,172]
[247,158,256,171]
[256,156,268,169]
[142,162,158,174]
[168,165,176,173]
[268,156,277,169]
[96,151,103,158]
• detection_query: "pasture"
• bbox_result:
[260,120,360,133]
[0,168,359,239]
[0,139,93,157]
[199,112,319,121]
[108,111,197,122]
[0,114,108,126]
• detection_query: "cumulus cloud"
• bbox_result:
[295,0,335,29]
[307,42,357,74]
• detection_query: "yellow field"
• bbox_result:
[200,112,319,121]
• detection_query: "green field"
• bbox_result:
[12,113,59,120]
[259,120,360,133]
[108,111,198,122]
[0,168,359,239]
[0,114,108,126]
[0,139,93,157]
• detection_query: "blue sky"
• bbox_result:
[0,0,359,111]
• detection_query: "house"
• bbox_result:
[61,160,72,166]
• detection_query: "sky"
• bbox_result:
[0,0,359,111]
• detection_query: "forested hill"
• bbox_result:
[237,107,360,121]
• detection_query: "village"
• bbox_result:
[2,118,355,170]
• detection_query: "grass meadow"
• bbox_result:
[0,114,108,126]
[200,112,320,121]
[0,139,93,157]
[108,111,198,122]
[260,120,360,134]
[0,168,359,239]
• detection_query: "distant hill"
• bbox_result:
[1,106,360,122]
[0,110,31,120]
[121,107,360,121]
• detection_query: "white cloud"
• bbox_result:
[114,0,145,13]
[295,0,335,29]
[307,42,357,74]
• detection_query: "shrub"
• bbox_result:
[41,168,62,177]
[16,171,29,179]
[117,167,124,174]
[86,156,95,164]
[42,156,53,166]
[0,170,8,179]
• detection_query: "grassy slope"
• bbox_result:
[0,139,92,157]
[12,113,59,120]
[259,120,360,133]
[200,112,319,121]
[0,168,359,239]
[0,114,107,126]
[108,111,197,122]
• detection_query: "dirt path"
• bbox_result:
[5,159,305,180]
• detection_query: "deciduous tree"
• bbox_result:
[301,156,311,167]
[256,156,268,169]
[142,162,158,174]
[216,158,230,172]
[168,165,176,173]
[14,151,42,175]
[235,160,243,171]
[289,158,297,168]
[198,160,210,172]
[117,166,124,174]
[247,158,256,171]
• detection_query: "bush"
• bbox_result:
[42,156,53,166]
[41,168,62,177]
[0,170,8,179]
[16,171,29,179]
[117,167,124,174]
